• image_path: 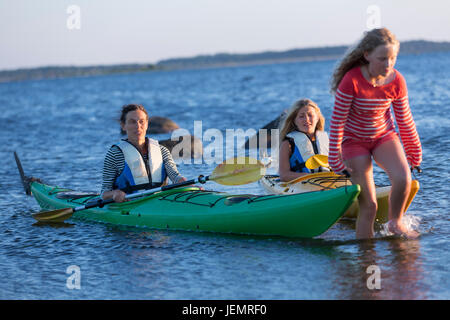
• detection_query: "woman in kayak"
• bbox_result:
[278,98,330,182]
[101,104,187,202]
[329,28,422,239]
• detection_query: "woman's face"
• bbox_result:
[121,110,148,142]
[294,106,319,137]
[364,44,398,77]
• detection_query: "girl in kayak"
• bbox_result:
[278,98,330,182]
[329,28,422,239]
[101,104,187,202]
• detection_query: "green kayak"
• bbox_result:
[30,181,360,238]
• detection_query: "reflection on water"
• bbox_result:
[32,221,76,228]
[330,238,427,300]
[382,240,427,299]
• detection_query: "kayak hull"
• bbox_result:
[30,181,360,238]
[260,174,419,223]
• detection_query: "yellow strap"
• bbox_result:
[280,172,340,187]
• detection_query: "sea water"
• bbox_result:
[0,52,448,299]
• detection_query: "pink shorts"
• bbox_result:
[342,132,399,161]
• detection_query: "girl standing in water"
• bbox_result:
[329,28,422,239]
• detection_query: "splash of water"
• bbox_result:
[379,214,422,237]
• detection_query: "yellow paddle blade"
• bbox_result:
[209,157,266,186]
[404,180,420,213]
[305,155,329,170]
[32,207,74,222]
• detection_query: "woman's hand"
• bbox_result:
[102,189,127,202]
[176,177,187,183]
[112,189,127,203]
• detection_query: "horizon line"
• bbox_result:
[1,38,448,73]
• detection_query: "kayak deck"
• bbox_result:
[260,174,419,223]
[30,181,361,238]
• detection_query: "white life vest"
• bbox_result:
[286,130,330,173]
[115,138,165,188]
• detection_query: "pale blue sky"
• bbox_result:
[1,0,449,70]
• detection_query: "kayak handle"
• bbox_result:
[342,170,351,178]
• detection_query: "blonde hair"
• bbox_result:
[330,28,399,93]
[279,98,325,142]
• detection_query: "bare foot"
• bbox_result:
[387,220,420,239]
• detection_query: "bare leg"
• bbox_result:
[345,155,378,239]
[372,138,418,238]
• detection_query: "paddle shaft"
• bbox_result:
[70,175,209,213]
[30,156,265,222]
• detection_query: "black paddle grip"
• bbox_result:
[85,198,114,209]
[160,178,197,191]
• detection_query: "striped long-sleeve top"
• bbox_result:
[101,140,182,194]
[329,67,422,173]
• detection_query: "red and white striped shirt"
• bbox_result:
[329,67,422,172]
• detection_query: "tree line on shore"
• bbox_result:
[1,40,449,83]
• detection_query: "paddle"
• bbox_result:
[279,155,347,187]
[305,155,351,178]
[31,156,266,222]
[306,155,422,176]
[305,154,330,170]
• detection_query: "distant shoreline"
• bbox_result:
[1,40,449,83]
